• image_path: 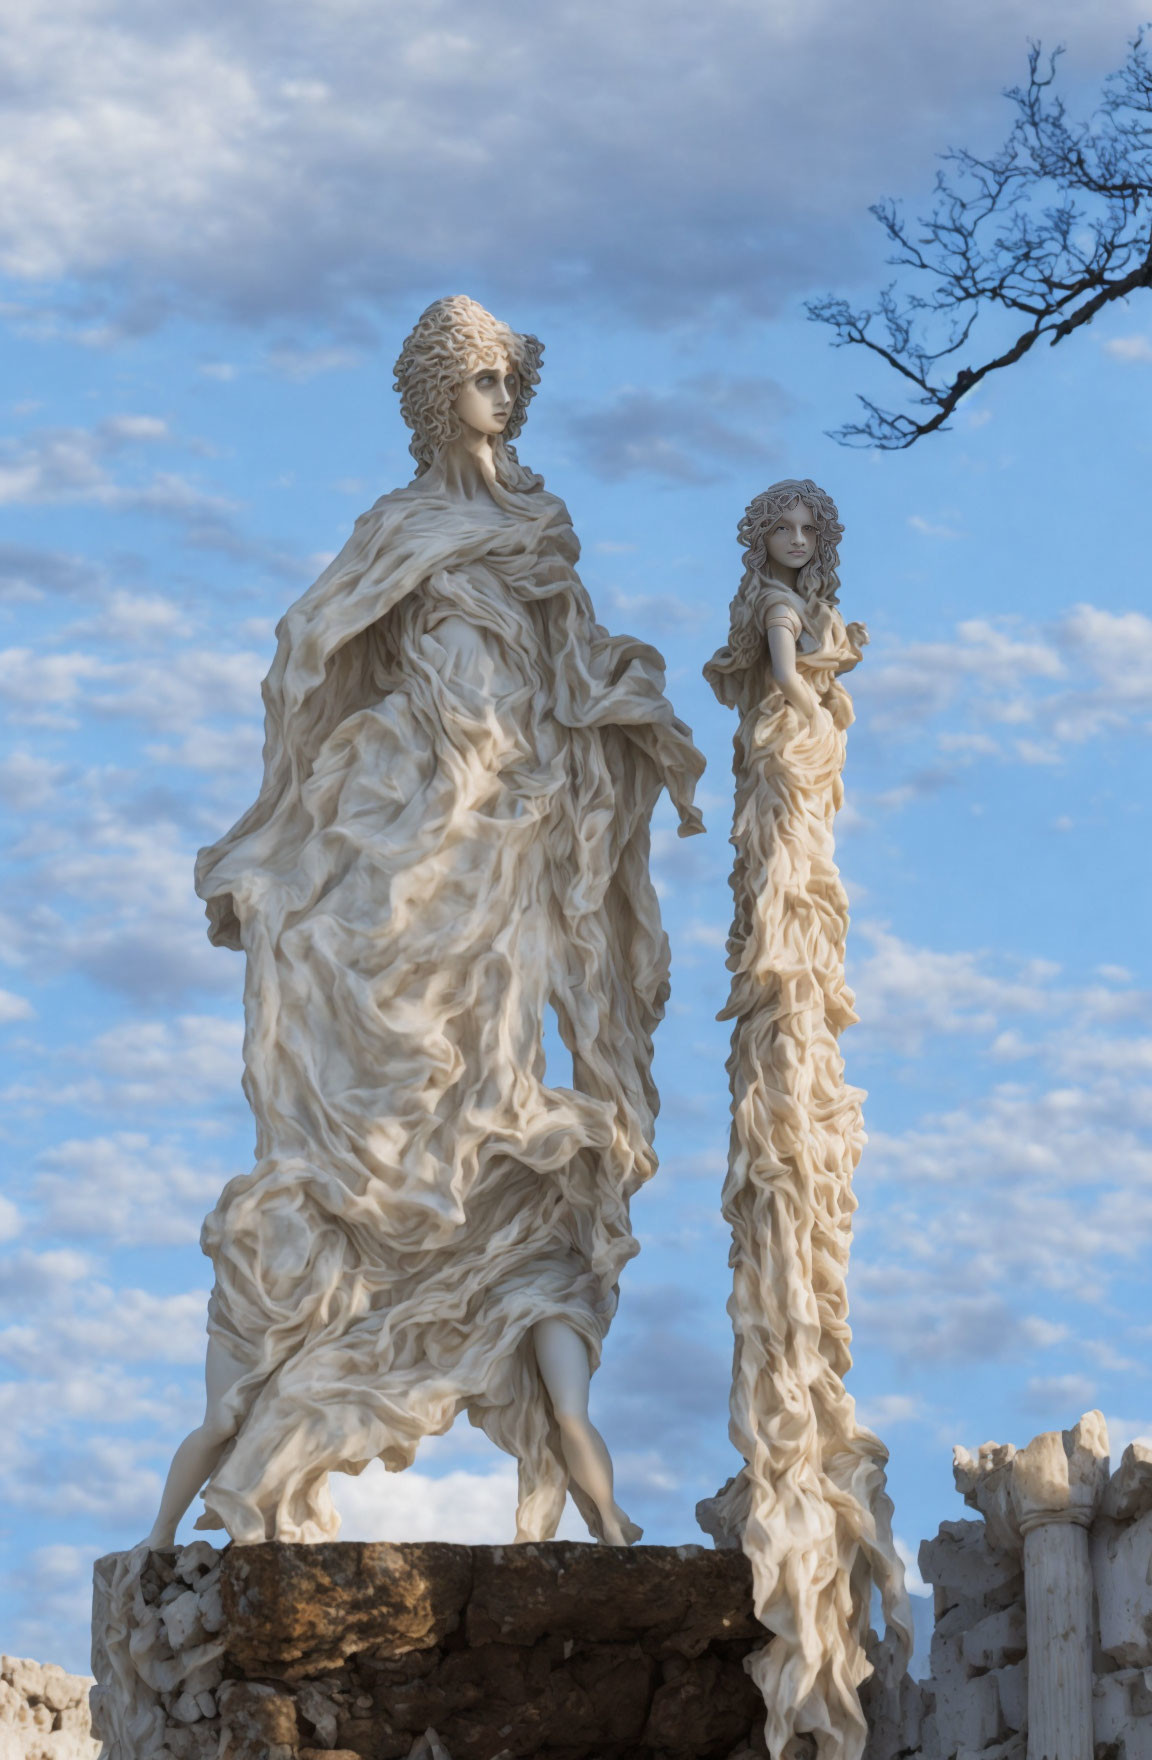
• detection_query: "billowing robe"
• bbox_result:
[192,466,704,1545]
[699,581,910,1760]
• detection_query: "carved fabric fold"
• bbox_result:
[192,473,704,1545]
[700,587,911,1760]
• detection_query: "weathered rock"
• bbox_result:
[221,1542,474,1678]
[918,1521,1022,1616]
[860,1653,928,1760]
[0,1653,100,1759]
[643,1652,763,1753]
[933,1650,1005,1756]
[465,1542,758,1655]
[989,1659,1027,1733]
[1094,1667,1152,1760]
[960,1605,1027,1671]
[1094,1512,1152,1669]
[161,1589,206,1652]
[94,1541,773,1759]
[1104,1444,1152,1525]
[217,1679,298,1760]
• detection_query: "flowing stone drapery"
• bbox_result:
[190,468,704,1546]
[697,578,910,1760]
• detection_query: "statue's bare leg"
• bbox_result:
[145,1339,246,1549]
[532,1317,639,1545]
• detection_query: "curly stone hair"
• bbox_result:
[705,480,846,692]
[392,295,544,476]
[737,478,843,607]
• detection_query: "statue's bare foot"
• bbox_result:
[600,1504,643,1546]
[145,1524,177,1551]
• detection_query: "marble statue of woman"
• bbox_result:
[698,482,909,1760]
[146,295,705,1552]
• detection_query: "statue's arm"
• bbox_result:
[766,624,818,721]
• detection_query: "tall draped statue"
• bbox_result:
[146,295,705,1551]
[697,482,910,1760]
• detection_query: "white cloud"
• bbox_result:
[853,605,1152,776]
[332,1459,556,1545]
[908,515,965,540]
[0,749,71,809]
[566,376,790,483]
[1103,1415,1152,1455]
[1024,1373,1099,1412]
[0,987,34,1023]
[5,820,225,999]
[32,1133,231,1247]
[0,1196,22,1242]
[0,1284,207,1373]
[1104,335,1152,362]
[0,416,227,520]
[859,1394,924,1428]
[0,0,1140,327]
[6,1543,107,1678]
[843,922,1152,1373]
[851,924,1058,1053]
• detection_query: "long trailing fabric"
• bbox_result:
[192,464,704,1546]
[698,580,910,1760]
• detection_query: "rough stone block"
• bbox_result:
[162,1588,207,1652]
[860,1658,927,1760]
[465,1542,758,1656]
[919,1521,1022,1612]
[217,1679,298,1760]
[642,1652,763,1753]
[1104,1443,1152,1524]
[1094,1668,1152,1760]
[2,1656,44,1701]
[92,1541,775,1759]
[935,1594,1009,1641]
[221,1542,473,1678]
[961,1606,1027,1671]
[956,1737,1024,1760]
[989,1660,1027,1733]
[1093,1511,1152,1669]
[934,1654,1005,1756]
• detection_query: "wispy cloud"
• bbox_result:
[852,605,1152,770]
[0,0,1136,328]
[1104,335,1152,363]
[566,376,791,484]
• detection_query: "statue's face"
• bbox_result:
[765,502,817,577]
[452,352,519,438]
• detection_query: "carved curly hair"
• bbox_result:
[709,479,844,687]
[738,478,843,607]
[392,295,544,476]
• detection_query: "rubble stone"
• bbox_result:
[1094,1511,1152,1669]
[1103,1444,1152,1525]
[221,1542,473,1678]
[960,1606,1027,1671]
[918,1521,1022,1612]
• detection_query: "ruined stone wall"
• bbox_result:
[867,1434,1152,1760]
[0,1655,99,1760]
[91,1540,769,1760]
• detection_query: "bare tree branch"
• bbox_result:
[808,31,1152,447]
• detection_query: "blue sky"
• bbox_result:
[1,0,1151,1676]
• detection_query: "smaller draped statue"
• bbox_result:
[144,295,704,1553]
[699,482,910,1760]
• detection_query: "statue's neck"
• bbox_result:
[423,440,500,502]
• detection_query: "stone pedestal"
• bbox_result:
[92,1541,770,1760]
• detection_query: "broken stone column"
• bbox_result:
[953,1411,1110,1760]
